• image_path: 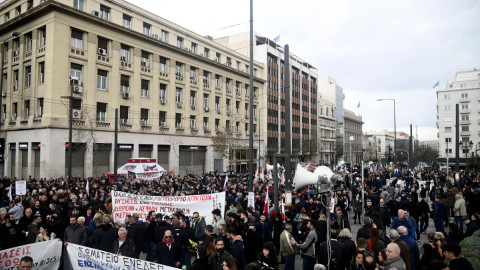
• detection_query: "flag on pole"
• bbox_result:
[357,101,360,108]
[281,199,286,220]
[86,180,89,197]
[223,175,228,188]
[8,184,12,202]
[264,190,269,216]
[273,35,280,42]
[432,81,439,88]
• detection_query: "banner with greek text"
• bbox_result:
[0,239,62,270]
[67,243,177,270]
[111,191,226,225]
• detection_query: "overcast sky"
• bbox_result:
[133,0,480,140]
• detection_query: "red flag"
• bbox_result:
[264,191,269,216]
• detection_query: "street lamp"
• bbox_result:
[377,98,396,162]
[459,141,473,168]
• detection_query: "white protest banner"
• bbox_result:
[111,191,225,225]
[248,192,255,208]
[67,243,177,270]
[15,180,26,195]
[0,239,62,270]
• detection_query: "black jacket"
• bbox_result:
[449,257,474,270]
[89,224,118,253]
[318,239,344,270]
[191,257,209,270]
[356,224,372,240]
[155,240,183,267]
[112,237,135,258]
[231,237,245,270]
[128,221,147,252]
[338,237,356,269]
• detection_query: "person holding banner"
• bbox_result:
[112,227,135,257]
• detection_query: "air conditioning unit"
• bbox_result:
[140,119,148,126]
[160,99,166,104]
[123,92,131,99]
[152,34,159,40]
[72,84,83,93]
[72,109,82,119]
[98,48,107,55]
[120,56,127,62]
[204,107,209,112]
[70,78,80,86]
[177,102,183,108]
[120,118,128,124]
[92,10,100,17]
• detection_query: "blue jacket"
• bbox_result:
[391,217,415,240]
[400,235,420,270]
[255,221,272,242]
[433,200,446,219]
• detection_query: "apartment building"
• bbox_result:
[318,96,336,165]
[365,130,395,162]
[437,69,480,167]
[0,0,264,178]
[343,109,363,164]
[216,33,319,164]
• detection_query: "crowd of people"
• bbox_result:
[0,165,479,270]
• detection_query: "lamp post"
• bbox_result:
[459,141,473,168]
[378,98,396,162]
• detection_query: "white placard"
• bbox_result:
[15,180,27,195]
[111,191,225,226]
[248,191,255,208]
[0,240,62,270]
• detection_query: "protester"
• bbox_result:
[208,237,231,270]
[384,243,406,270]
[155,230,182,267]
[256,242,278,270]
[112,227,135,258]
[442,242,474,270]
[291,219,317,270]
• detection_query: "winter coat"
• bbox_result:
[89,223,118,253]
[295,228,317,258]
[449,257,475,270]
[231,236,245,270]
[384,256,406,270]
[280,230,296,257]
[192,216,206,240]
[64,224,88,246]
[338,237,356,269]
[352,198,363,213]
[255,221,272,242]
[453,198,467,217]
[257,253,278,270]
[112,237,135,258]
[208,250,231,270]
[191,257,209,270]
[26,222,40,244]
[155,239,183,267]
[433,200,446,220]
[357,224,372,240]
[128,221,147,252]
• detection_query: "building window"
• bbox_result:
[176,113,182,128]
[13,70,19,91]
[190,115,196,129]
[190,67,197,80]
[5,12,9,22]
[203,117,208,130]
[141,51,150,67]
[161,30,168,42]
[444,105,451,111]
[120,106,129,122]
[25,33,33,52]
[99,5,111,20]
[204,48,210,58]
[444,116,452,122]
[123,14,132,28]
[461,104,469,110]
[203,71,210,84]
[96,103,107,121]
[159,57,167,72]
[141,80,149,98]
[443,94,451,100]
[237,61,241,70]
[120,75,129,93]
[461,126,469,132]
[24,100,30,119]
[191,43,197,54]
[38,62,45,84]
[16,6,21,16]
[461,115,469,121]
[460,83,467,88]
[141,108,149,123]
[215,96,220,110]
[159,111,167,126]
[73,0,85,11]
[190,91,196,107]
[25,66,31,88]
[120,44,130,62]
[461,93,468,99]
[12,102,17,119]
[160,84,167,102]
[97,69,108,90]
[70,29,83,49]
[176,88,182,104]
[203,94,209,108]
[445,127,452,133]
[215,119,220,131]
[38,27,46,47]
[97,37,109,56]
[143,23,151,36]
[236,101,240,114]
[70,63,83,83]
[215,53,221,62]
[177,37,183,48]
[215,74,221,88]
[175,62,183,77]
[38,98,43,117]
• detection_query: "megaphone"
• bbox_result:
[314,166,334,179]
[294,164,320,191]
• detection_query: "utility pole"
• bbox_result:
[455,104,459,171]
[248,0,254,192]
[114,108,118,182]
[284,45,293,204]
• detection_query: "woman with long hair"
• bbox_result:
[351,250,365,270]
[352,193,363,224]
[257,242,278,270]
[368,227,384,262]
[222,256,238,270]
[35,225,56,242]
